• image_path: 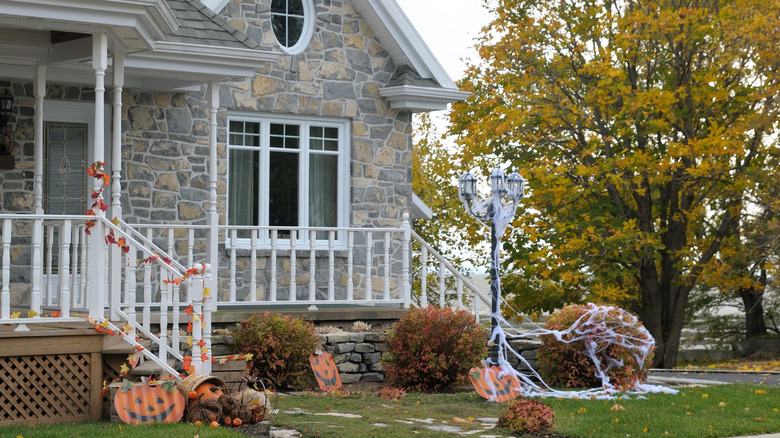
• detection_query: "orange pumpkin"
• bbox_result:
[114,384,186,424]
[195,382,224,402]
[469,365,523,403]
[309,351,343,391]
[233,417,243,427]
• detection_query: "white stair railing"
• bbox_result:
[410,229,491,321]
[0,214,212,380]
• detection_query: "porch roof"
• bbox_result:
[0,0,279,90]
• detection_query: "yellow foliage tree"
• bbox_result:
[450,0,780,367]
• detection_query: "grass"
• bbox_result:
[274,384,780,438]
[546,384,780,438]
[2,384,779,437]
[0,421,243,438]
[274,390,512,437]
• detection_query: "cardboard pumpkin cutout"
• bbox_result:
[309,351,343,391]
[114,382,185,424]
[469,365,523,403]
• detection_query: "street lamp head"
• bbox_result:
[507,171,525,202]
[490,168,506,195]
[459,171,476,201]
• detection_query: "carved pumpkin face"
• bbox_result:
[195,382,224,401]
[114,384,186,424]
[469,365,523,403]
[309,351,343,391]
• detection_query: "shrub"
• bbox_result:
[498,397,554,434]
[382,305,487,392]
[536,304,654,389]
[231,312,318,389]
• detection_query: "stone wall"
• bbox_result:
[316,331,386,383]
[212,331,388,384]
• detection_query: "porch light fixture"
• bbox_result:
[458,167,526,364]
[0,91,14,156]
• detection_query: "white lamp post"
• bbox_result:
[459,168,525,364]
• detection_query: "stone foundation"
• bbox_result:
[316,331,387,384]
[211,331,388,384]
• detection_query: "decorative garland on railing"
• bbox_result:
[78,161,252,397]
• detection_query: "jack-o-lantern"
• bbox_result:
[195,382,224,401]
[469,365,523,403]
[114,383,186,424]
[309,351,343,391]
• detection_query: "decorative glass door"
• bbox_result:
[44,122,88,215]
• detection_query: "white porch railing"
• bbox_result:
[0,214,214,378]
[0,213,489,378]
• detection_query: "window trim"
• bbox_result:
[226,112,351,249]
[270,0,315,55]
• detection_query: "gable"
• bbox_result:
[206,0,469,111]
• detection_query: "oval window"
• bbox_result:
[271,0,314,54]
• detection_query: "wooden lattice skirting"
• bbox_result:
[0,330,103,426]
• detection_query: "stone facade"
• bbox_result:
[0,0,415,304]
[216,0,413,230]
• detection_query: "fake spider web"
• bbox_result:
[460,173,677,400]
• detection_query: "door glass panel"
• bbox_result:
[44,122,87,215]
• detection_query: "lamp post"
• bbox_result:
[459,168,525,364]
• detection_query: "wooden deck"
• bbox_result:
[0,321,105,426]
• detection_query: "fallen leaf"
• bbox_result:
[452,417,470,424]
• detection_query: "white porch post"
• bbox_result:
[30,66,46,317]
[401,212,411,308]
[206,81,219,304]
[109,52,124,320]
[87,32,107,318]
[33,66,45,215]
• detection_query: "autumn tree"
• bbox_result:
[450,0,780,367]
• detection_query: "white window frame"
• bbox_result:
[270,0,315,55]
[226,112,351,249]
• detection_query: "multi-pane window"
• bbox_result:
[228,115,348,246]
[271,0,312,53]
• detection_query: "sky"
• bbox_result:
[394,0,493,82]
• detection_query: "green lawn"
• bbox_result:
[2,384,779,437]
[273,384,780,438]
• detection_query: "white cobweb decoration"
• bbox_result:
[459,170,677,400]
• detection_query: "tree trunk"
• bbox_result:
[740,284,767,339]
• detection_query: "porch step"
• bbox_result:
[129,358,178,377]
[102,334,152,355]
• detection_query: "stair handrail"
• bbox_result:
[105,217,190,274]
[100,217,209,380]
[410,229,491,308]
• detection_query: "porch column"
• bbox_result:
[33,66,45,215]
[109,52,124,320]
[206,81,219,304]
[87,32,108,318]
[30,66,46,317]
